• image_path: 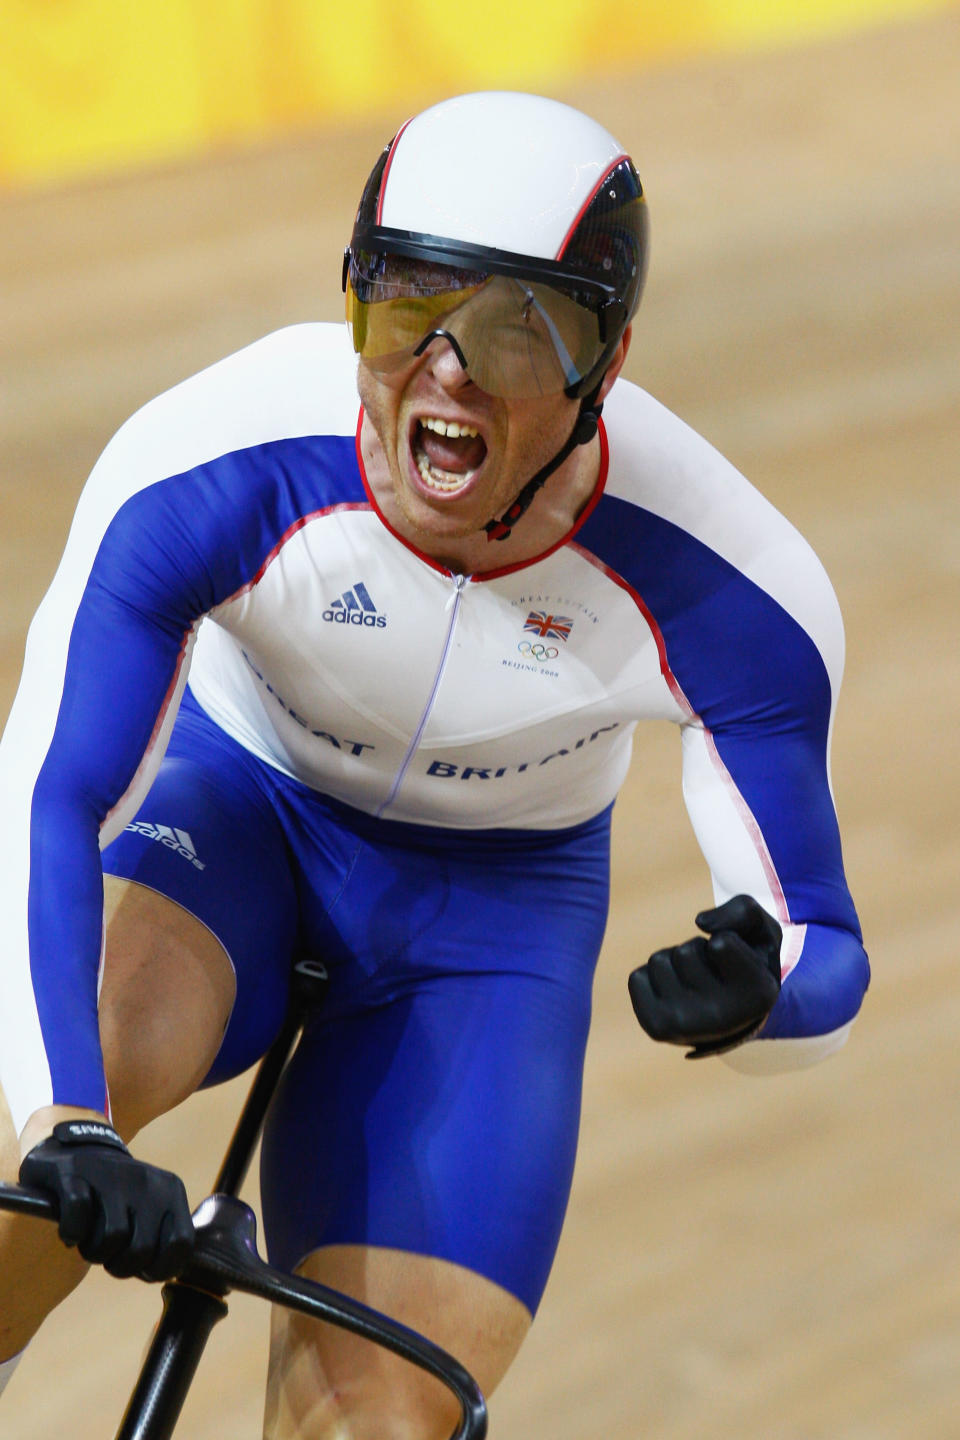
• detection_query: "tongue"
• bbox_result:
[420,428,486,475]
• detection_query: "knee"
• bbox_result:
[0,1085,19,1184]
[264,1310,459,1440]
[262,1247,527,1440]
[0,1084,89,1357]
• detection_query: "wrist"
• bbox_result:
[51,1120,126,1151]
[684,1018,766,1059]
[19,1105,109,1162]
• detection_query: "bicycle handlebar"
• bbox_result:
[0,1180,56,1222]
[0,1183,487,1440]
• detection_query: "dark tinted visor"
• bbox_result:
[345,251,609,399]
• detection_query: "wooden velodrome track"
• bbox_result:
[2,11,959,1437]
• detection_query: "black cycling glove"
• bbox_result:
[19,1119,195,1281]
[628,894,782,1058]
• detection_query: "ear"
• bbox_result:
[596,325,632,404]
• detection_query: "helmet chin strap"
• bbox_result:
[484,390,603,542]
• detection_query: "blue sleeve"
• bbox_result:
[577,493,869,1044]
[25,435,361,1115]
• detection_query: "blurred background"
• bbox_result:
[2,2,959,1436]
[3,0,952,189]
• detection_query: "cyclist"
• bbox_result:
[0,91,869,1436]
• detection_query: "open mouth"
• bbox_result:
[411,416,488,495]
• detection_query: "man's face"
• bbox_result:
[357,338,583,548]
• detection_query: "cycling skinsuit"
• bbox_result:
[0,323,869,1312]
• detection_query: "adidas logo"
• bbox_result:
[322,581,387,628]
[124,822,206,870]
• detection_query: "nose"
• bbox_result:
[418,331,473,392]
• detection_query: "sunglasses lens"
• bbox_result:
[346,254,605,398]
[346,252,482,365]
[442,279,602,398]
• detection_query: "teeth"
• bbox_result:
[413,417,482,493]
[420,417,479,439]
[416,450,476,492]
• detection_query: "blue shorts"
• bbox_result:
[103,689,612,1312]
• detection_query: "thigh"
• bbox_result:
[257,809,609,1436]
[259,804,611,1314]
[0,884,225,1354]
[261,964,596,1315]
[102,691,302,1093]
[264,794,609,1435]
[99,877,236,1135]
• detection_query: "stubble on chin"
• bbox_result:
[394,466,489,544]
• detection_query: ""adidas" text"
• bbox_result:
[125,823,206,870]
[322,581,387,628]
[322,609,386,627]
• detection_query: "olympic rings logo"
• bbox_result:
[518,641,559,662]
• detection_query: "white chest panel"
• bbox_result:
[190,509,684,828]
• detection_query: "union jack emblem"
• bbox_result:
[523,610,574,642]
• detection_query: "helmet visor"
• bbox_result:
[346,251,608,399]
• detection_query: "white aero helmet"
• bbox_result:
[344,91,648,405]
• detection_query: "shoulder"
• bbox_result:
[58,325,362,613]
[590,378,845,691]
[599,377,805,566]
[101,322,358,479]
[78,324,354,507]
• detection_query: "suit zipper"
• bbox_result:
[377,571,468,817]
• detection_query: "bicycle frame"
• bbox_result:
[0,959,488,1440]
